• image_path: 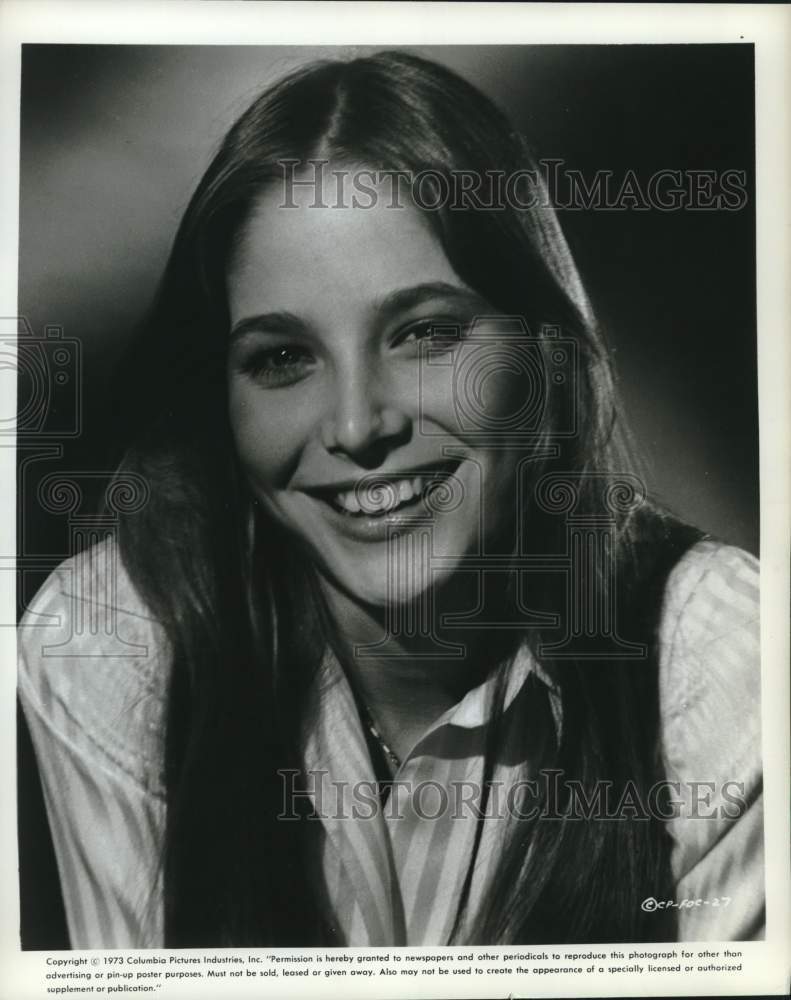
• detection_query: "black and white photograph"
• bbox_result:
[3,3,789,998]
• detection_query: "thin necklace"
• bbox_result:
[357,700,402,773]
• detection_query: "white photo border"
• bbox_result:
[1,3,788,998]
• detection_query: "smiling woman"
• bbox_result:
[17,50,762,948]
[226,179,520,606]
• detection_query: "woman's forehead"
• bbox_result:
[227,177,463,323]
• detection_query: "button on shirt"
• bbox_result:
[17,538,763,947]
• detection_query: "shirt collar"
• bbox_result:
[315,637,562,743]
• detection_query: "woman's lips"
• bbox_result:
[328,470,451,516]
[306,459,464,541]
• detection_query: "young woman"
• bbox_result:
[18,51,762,948]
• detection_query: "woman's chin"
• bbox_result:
[336,569,434,610]
[314,552,448,613]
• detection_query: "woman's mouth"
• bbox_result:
[330,474,431,517]
[311,460,462,520]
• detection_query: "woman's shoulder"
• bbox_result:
[661,536,759,633]
[17,536,170,797]
[658,538,760,772]
[658,538,759,722]
[656,538,763,937]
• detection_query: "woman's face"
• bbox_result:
[226,173,529,607]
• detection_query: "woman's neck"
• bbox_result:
[316,572,513,763]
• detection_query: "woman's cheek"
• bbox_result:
[453,344,535,440]
[412,361,462,436]
[228,383,309,488]
[416,344,529,442]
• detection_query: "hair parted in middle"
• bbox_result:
[113,50,684,946]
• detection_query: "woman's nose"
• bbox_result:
[320,368,411,465]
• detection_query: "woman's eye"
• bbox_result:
[396,319,466,353]
[238,346,315,386]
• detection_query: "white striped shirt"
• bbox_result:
[17,538,763,947]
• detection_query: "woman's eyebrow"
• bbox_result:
[377,281,490,318]
[229,283,490,342]
[229,310,305,342]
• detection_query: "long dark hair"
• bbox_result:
[114,51,688,945]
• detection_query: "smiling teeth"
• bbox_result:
[334,477,424,515]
